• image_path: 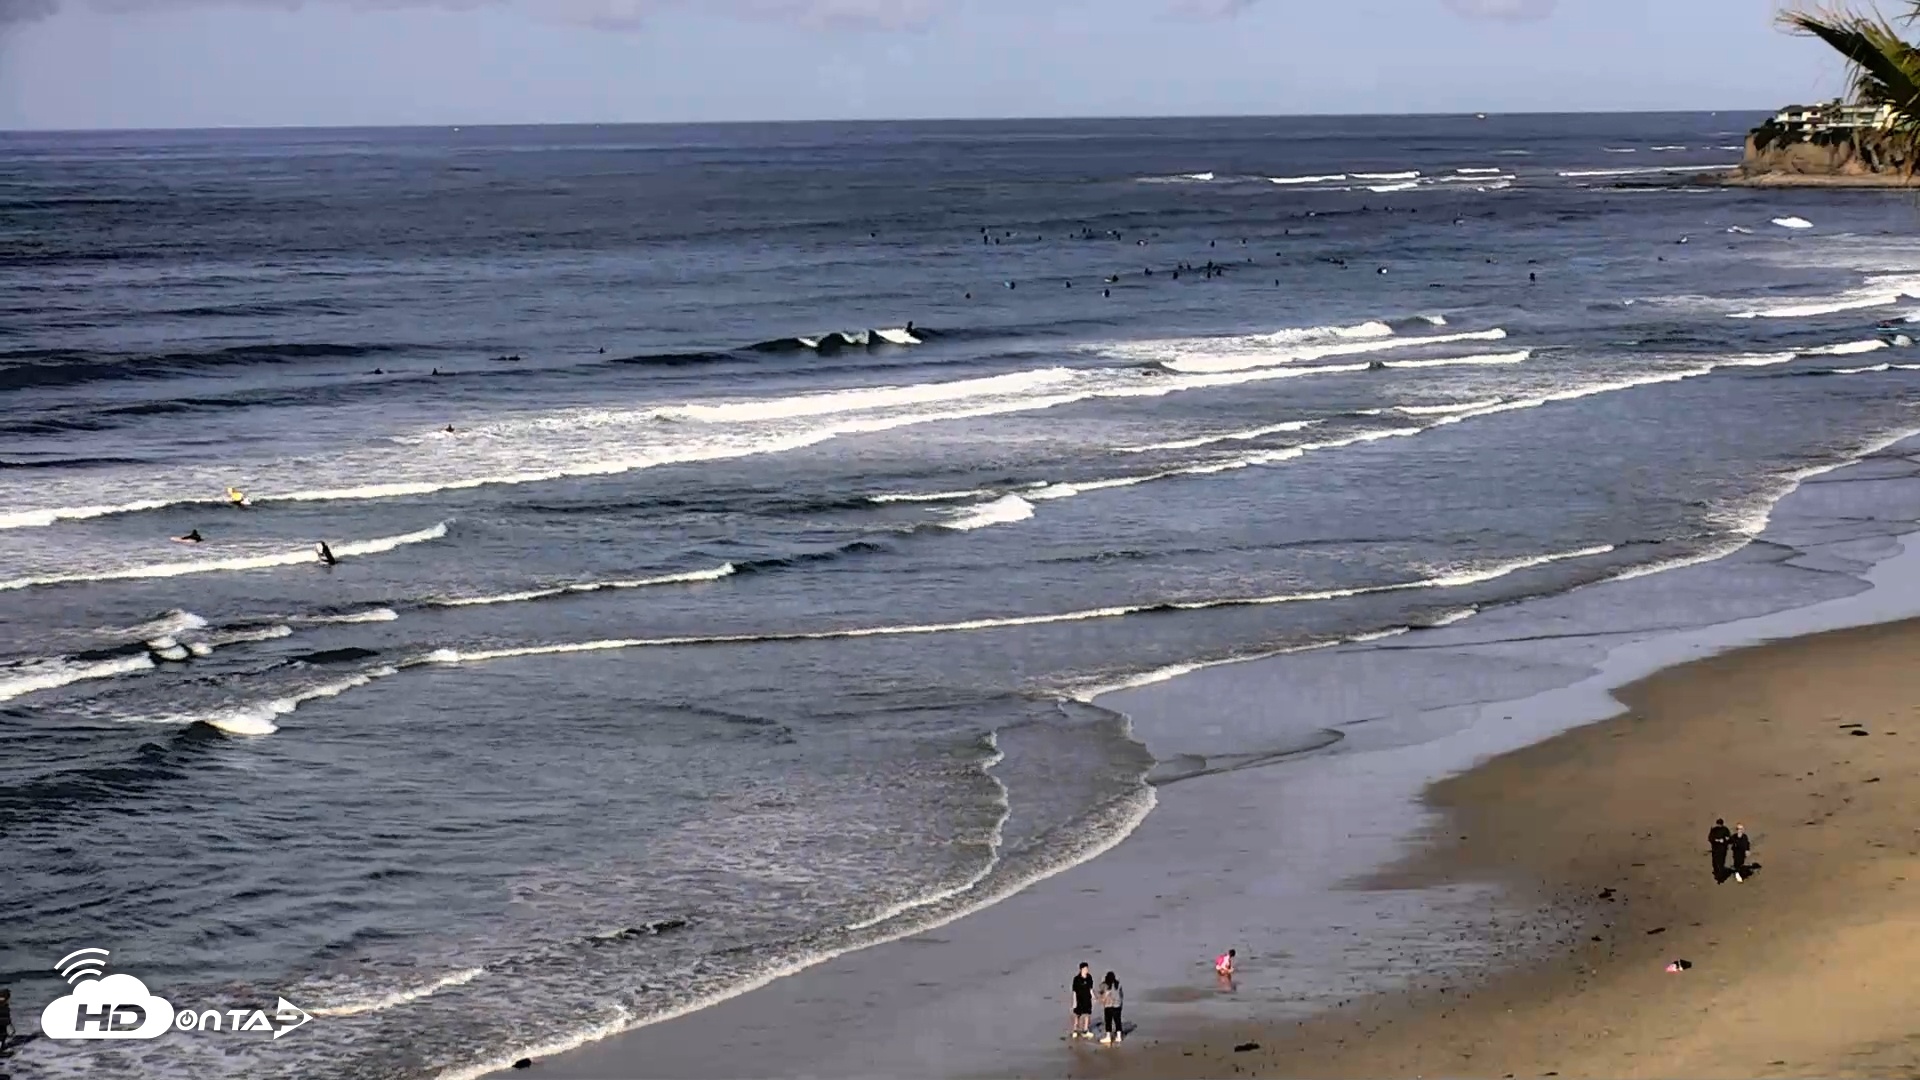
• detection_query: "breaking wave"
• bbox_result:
[0,523,449,591]
[424,545,1615,665]
[431,563,737,608]
[118,666,401,736]
[1728,273,1920,320]
[748,327,922,352]
[939,495,1034,532]
[0,654,155,703]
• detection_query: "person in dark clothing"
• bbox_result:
[1,987,13,1053]
[1708,818,1732,881]
[1099,971,1125,1044]
[1731,823,1753,880]
[1069,962,1094,1039]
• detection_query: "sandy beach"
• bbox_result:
[1076,618,1920,1080]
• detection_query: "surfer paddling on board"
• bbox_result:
[315,541,338,566]
[226,487,251,509]
[172,529,204,544]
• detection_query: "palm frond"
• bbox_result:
[1782,6,1920,126]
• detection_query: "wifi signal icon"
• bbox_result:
[56,948,110,985]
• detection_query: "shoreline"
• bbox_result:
[1079,614,1920,1079]
[1690,168,1920,188]
[490,432,1920,1079]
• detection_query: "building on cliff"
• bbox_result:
[1771,100,1897,140]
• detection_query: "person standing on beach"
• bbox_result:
[1708,818,1732,881]
[1099,971,1125,1044]
[1731,823,1753,880]
[1069,962,1094,1039]
[0,987,12,1053]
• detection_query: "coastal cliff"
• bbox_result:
[1699,120,1920,188]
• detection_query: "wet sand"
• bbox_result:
[1075,618,1920,1080]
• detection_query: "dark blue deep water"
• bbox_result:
[7,114,1920,1078]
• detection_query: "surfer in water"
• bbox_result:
[172,529,204,544]
[226,487,250,508]
[315,541,338,566]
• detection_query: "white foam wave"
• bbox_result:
[1140,327,1508,375]
[112,610,209,640]
[296,608,400,624]
[1602,147,1637,153]
[1352,171,1420,181]
[939,495,1035,532]
[1831,362,1892,375]
[1729,273,1920,319]
[1368,181,1421,193]
[1803,339,1888,356]
[1269,173,1347,185]
[1394,397,1505,415]
[1384,349,1529,369]
[1116,419,1320,453]
[1773,216,1814,230]
[433,564,736,608]
[430,546,1612,665]
[846,731,1009,933]
[1651,145,1689,151]
[0,654,154,704]
[0,496,212,531]
[658,368,1079,425]
[205,625,295,646]
[313,968,486,1018]
[1559,164,1737,178]
[1457,167,1505,175]
[1067,625,1417,703]
[868,489,992,504]
[0,523,449,592]
[1,321,1487,530]
[122,666,399,736]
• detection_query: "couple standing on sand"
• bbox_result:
[1068,963,1125,1044]
[1707,818,1755,882]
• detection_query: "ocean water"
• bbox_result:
[6,113,1920,1079]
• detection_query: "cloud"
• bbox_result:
[1442,0,1556,20]
[39,974,177,1040]
[0,0,58,23]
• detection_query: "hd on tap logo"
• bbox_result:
[40,949,173,1040]
[40,948,311,1042]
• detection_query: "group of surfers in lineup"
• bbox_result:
[1068,950,1234,1046]
[170,487,336,565]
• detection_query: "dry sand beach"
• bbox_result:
[1073,619,1920,1080]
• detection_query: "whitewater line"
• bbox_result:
[426,544,1614,666]
[0,523,450,591]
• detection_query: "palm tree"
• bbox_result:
[1780,3,1920,132]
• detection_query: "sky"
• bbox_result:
[0,0,1853,129]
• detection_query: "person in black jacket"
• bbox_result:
[1731,823,1753,881]
[1068,963,1094,1040]
[1708,818,1732,882]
